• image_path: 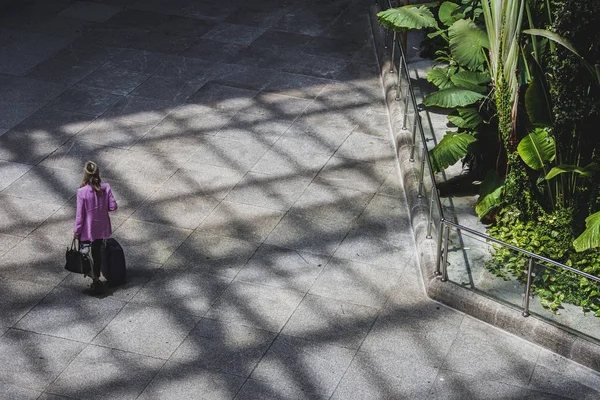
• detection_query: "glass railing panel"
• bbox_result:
[527,263,600,343]
[445,227,527,311]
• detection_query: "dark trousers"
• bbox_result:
[81,239,102,279]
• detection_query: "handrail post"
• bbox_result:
[417,147,426,198]
[523,257,534,317]
[435,220,444,276]
[402,90,409,130]
[441,225,450,282]
[395,50,403,100]
[426,189,436,238]
[390,32,397,72]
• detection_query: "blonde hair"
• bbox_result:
[81,161,103,193]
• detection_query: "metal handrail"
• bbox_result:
[379,0,600,320]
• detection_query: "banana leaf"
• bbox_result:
[423,87,485,108]
[448,19,489,69]
[429,131,477,172]
[377,4,438,31]
[545,163,599,180]
[517,128,555,171]
[476,170,504,218]
[439,1,464,27]
[447,107,483,129]
[427,67,454,90]
[450,70,491,93]
[573,211,600,252]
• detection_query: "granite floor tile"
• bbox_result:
[92,303,200,359]
[77,62,151,95]
[185,135,271,173]
[0,160,32,191]
[308,257,402,308]
[15,287,126,343]
[131,268,231,316]
[2,166,79,204]
[290,183,373,223]
[40,139,128,172]
[186,82,258,113]
[0,329,85,391]
[58,1,122,22]
[282,294,379,349]
[225,172,312,212]
[234,379,328,400]
[441,317,540,387]
[163,231,260,278]
[251,335,356,397]
[0,196,62,237]
[314,156,392,194]
[137,361,245,400]
[235,244,328,292]
[428,370,570,400]
[170,318,277,377]
[330,350,437,400]
[103,150,184,186]
[205,281,304,332]
[162,165,244,200]
[49,87,122,116]
[203,22,266,46]
[199,201,285,243]
[111,219,191,265]
[101,95,175,125]
[0,279,50,330]
[75,117,156,149]
[47,345,163,400]
[130,186,219,229]
[0,382,40,400]
[265,211,353,256]
[131,75,206,103]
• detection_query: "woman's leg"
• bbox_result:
[91,239,103,280]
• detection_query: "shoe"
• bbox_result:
[90,280,104,295]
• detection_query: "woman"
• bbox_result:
[73,161,118,294]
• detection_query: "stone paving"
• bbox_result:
[0,0,599,399]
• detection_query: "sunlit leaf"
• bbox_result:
[427,67,454,89]
[545,163,599,180]
[428,131,477,172]
[377,4,438,31]
[448,19,489,69]
[476,170,504,218]
[517,128,555,170]
[450,70,491,92]
[574,211,600,252]
[423,87,485,108]
[439,1,463,27]
[447,107,483,128]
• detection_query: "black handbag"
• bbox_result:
[65,239,92,275]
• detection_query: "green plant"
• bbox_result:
[487,207,600,315]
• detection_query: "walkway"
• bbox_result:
[0,0,598,398]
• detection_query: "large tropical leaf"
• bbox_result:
[523,29,580,57]
[545,163,599,180]
[429,132,476,172]
[447,107,483,129]
[423,87,485,108]
[525,73,552,127]
[517,128,555,171]
[377,4,438,31]
[450,70,491,93]
[448,19,489,69]
[427,67,454,90]
[476,170,504,218]
[573,211,600,252]
[439,1,464,27]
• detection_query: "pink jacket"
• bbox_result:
[74,183,118,242]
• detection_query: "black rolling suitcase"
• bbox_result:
[101,238,127,285]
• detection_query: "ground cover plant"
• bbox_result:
[378,0,600,315]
